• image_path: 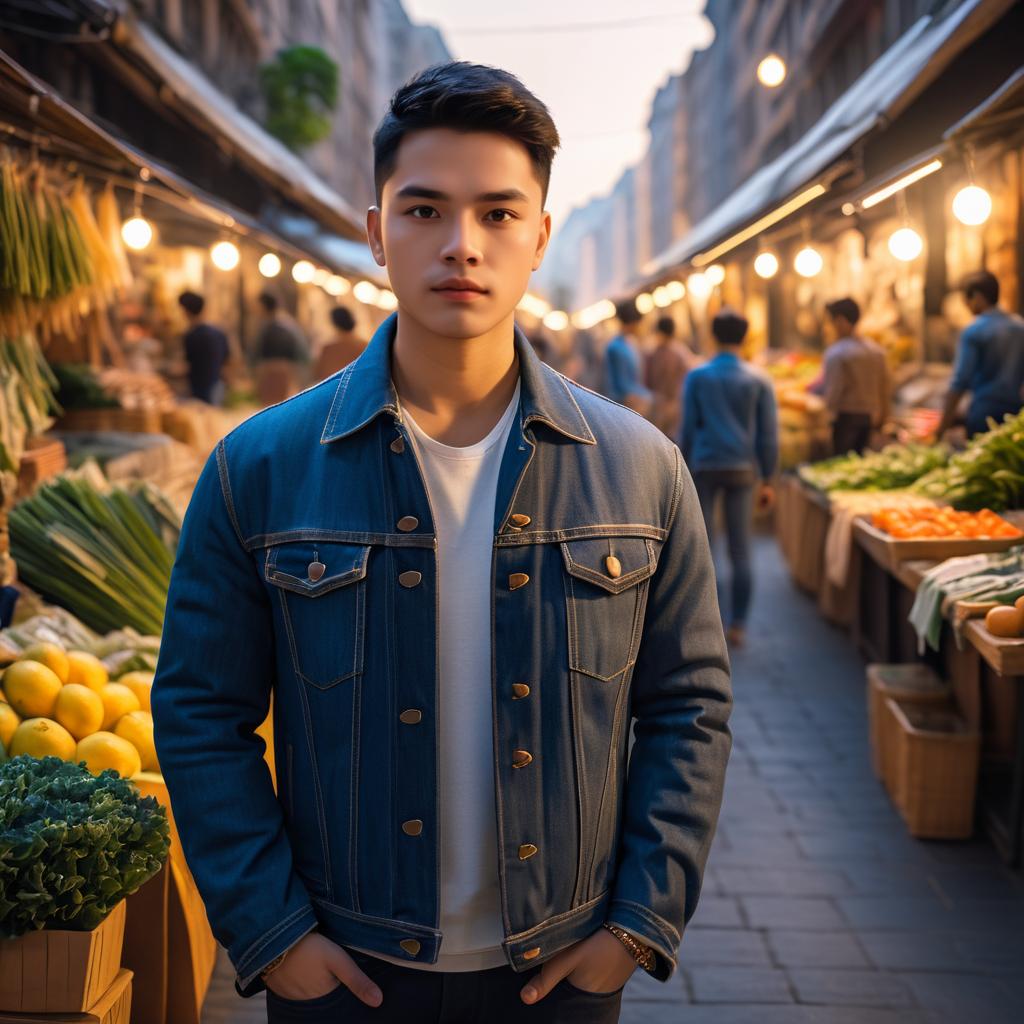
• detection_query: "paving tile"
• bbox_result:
[787,968,915,1008]
[688,966,794,1004]
[689,896,744,929]
[740,897,845,931]
[678,928,773,967]
[619,1006,929,1024]
[897,971,1021,1022]
[714,866,853,897]
[765,930,870,969]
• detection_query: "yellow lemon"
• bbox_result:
[9,717,77,761]
[17,643,70,684]
[116,671,154,713]
[99,684,141,731]
[0,703,20,748]
[114,710,158,772]
[54,684,105,741]
[76,731,141,779]
[65,652,109,693]
[3,660,64,719]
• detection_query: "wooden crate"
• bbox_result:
[17,437,67,497]
[887,698,980,839]
[854,518,1024,574]
[0,970,132,1024]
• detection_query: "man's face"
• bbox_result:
[367,129,551,339]
[965,292,987,316]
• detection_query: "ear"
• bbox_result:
[532,210,552,272]
[366,207,386,267]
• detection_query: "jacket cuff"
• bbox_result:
[605,899,680,982]
[233,904,319,997]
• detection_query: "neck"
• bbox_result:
[391,308,520,446]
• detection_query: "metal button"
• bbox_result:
[512,683,531,700]
[397,516,419,532]
[510,513,531,528]
[399,570,422,588]
[509,573,530,590]
[605,555,622,579]
[522,947,541,960]
[518,843,538,860]
[399,938,421,956]
[390,436,405,453]
[512,749,533,768]
[399,709,422,725]
[402,819,423,836]
[307,560,326,582]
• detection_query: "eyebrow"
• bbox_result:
[394,185,531,204]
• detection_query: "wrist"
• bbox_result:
[602,923,657,974]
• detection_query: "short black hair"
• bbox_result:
[373,62,560,206]
[826,297,860,325]
[712,308,748,347]
[258,291,279,313]
[655,316,675,336]
[330,306,356,331]
[963,270,999,305]
[178,291,204,316]
[615,299,641,326]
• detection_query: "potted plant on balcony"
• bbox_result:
[0,755,170,1012]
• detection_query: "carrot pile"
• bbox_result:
[871,507,1023,540]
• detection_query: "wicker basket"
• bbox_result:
[867,663,951,790]
[886,698,980,839]
[54,407,120,432]
[17,436,67,497]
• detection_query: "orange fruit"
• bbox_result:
[17,643,69,684]
[54,684,105,741]
[65,652,109,693]
[0,703,21,748]
[114,711,158,772]
[3,660,63,719]
[9,717,77,761]
[76,732,141,779]
[99,684,141,731]
[116,671,154,713]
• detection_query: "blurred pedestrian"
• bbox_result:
[682,308,778,647]
[313,306,367,380]
[603,299,652,415]
[646,315,696,440]
[821,297,889,454]
[177,290,229,405]
[254,291,310,406]
[935,270,1024,439]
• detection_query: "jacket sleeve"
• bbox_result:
[151,441,317,996]
[606,445,732,980]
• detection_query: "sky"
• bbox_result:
[401,1,714,233]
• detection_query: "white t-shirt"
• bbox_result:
[371,383,520,973]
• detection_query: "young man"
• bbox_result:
[177,290,229,405]
[681,309,778,648]
[153,62,731,1024]
[820,297,890,455]
[312,305,367,381]
[645,315,697,440]
[936,270,1024,438]
[603,300,652,415]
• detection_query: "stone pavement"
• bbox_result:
[202,535,1024,1024]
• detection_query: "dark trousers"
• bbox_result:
[265,949,625,1023]
[832,412,873,456]
[693,469,755,627]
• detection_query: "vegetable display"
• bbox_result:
[0,332,61,472]
[8,464,180,635]
[0,755,168,937]
[912,409,1024,511]
[799,443,947,493]
[871,507,1023,540]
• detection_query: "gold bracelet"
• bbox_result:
[602,923,657,974]
[260,951,288,979]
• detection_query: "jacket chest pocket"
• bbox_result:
[264,541,370,689]
[561,537,658,681]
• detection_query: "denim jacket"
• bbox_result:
[152,313,732,996]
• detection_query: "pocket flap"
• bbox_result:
[560,537,657,594]
[264,541,370,597]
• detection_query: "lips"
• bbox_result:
[432,278,488,294]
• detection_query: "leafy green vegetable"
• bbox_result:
[261,46,339,150]
[799,443,948,492]
[0,756,169,937]
[51,363,119,411]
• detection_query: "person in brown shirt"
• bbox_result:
[313,306,367,381]
[645,315,697,440]
[821,298,890,454]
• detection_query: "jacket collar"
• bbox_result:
[320,312,595,445]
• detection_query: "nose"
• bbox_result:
[440,211,483,265]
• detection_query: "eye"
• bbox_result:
[407,206,438,219]
[487,209,517,223]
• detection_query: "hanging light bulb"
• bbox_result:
[888,226,923,261]
[794,246,823,277]
[687,272,711,299]
[325,274,349,297]
[121,216,153,251]
[543,310,569,331]
[757,54,786,88]
[313,267,331,288]
[376,289,398,311]
[652,286,672,308]
[952,185,992,226]
[635,292,655,314]
[353,280,380,305]
[292,260,316,284]
[754,252,779,279]
[704,264,725,286]
[210,240,240,271]
[258,253,281,278]
[666,280,686,301]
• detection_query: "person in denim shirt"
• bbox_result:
[681,309,778,648]
[937,270,1024,439]
[603,300,652,415]
[153,62,731,1024]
